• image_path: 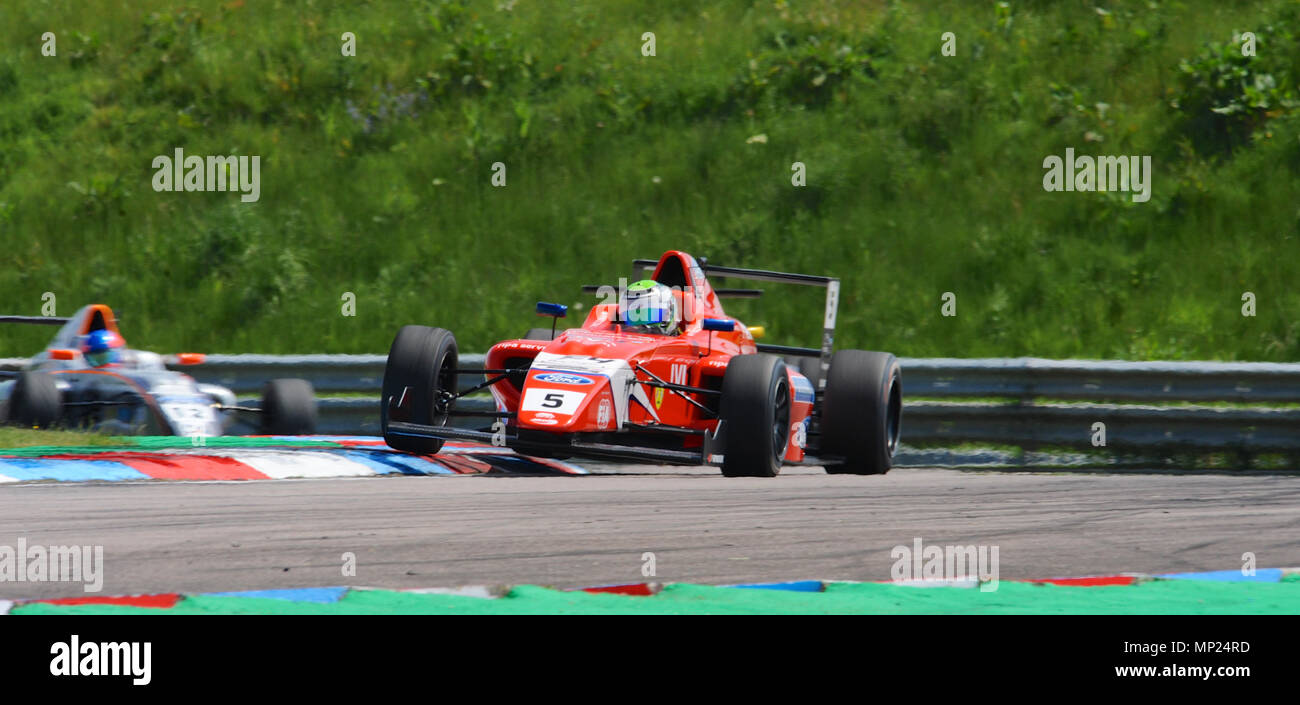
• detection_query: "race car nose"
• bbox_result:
[517,372,615,432]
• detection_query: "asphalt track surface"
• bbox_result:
[2,466,1298,599]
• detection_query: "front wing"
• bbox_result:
[383,419,730,466]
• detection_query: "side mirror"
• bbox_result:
[49,349,78,360]
[536,302,568,318]
[702,318,735,332]
[173,353,206,365]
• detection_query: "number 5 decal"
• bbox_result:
[521,388,586,415]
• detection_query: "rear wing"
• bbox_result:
[0,316,72,378]
[0,316,71,326]
[581,284,762,299]
[634,259,840,386]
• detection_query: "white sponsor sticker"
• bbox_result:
[531,352,636,426]
[824,279,840,329]
[521,388,588,416]
[532,353,628,377]
[160,401,218,436]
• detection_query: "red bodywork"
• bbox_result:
[484,251,815,464]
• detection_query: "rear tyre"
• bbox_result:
[821,350,901,475]
[719,354,790,478]
[260,379,317,435]
[523,327,558,341]
[8,372,61,428]
[795,356,823,389]
[381,325,458,454]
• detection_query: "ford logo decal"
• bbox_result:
[535,373,594,385]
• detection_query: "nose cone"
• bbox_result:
[517,371,615,432]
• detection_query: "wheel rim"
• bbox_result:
[771,377,790,461]
[431,351,457,425]
[885,376,902,454]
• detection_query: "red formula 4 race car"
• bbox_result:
[379,251,901,477]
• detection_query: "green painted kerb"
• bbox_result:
[0,436,341,457]
[12,579,1300,615]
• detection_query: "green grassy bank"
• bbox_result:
[2,1,1297,359]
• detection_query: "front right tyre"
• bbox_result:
[8,371,62,428]
[260,378,317,435]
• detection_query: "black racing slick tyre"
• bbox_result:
[260,378,317,435]
[796,356,823,389]
[821,350,902,475]
[524,327,558,341]
[8,371,61,428]
[719,354,791,478]
[381,325,458,455]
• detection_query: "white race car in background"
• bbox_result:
[0,304,316,437]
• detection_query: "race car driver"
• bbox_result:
[619,279,682,335]
[81,329,125,367]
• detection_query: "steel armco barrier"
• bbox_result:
[5,355,1298,452]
